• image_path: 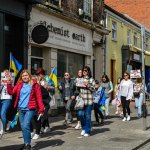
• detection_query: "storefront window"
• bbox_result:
[57,51,84,78]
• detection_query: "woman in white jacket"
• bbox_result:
[120,72,133,121]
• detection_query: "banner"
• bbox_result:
[130,70,141,78]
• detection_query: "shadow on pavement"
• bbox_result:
[33,139,65,150]
[91,128,110,136]
[0,139,65,150]
[40,130,66,139]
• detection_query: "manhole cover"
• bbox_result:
[109,137,135,142]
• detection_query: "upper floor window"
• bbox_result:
[127,30,131,45]
[83,0,92,18]
[45,0,60,7]
[134,32,138,46]
[112,21,117,40]
[145,38,149,51]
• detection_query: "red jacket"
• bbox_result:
[7,80,44,114]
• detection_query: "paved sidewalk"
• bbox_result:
[1,102,150,150]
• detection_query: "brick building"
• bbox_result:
[105,0,150,29]
[28,0,109,82]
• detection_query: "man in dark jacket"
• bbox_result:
[59,72,75,125]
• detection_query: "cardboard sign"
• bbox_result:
[75,78,86,87]
[1,72,15,85]
[130,70,141,78]
[133,83,141,93]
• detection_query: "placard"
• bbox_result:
[130,70,141,78]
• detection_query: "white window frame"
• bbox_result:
[127,29,131,45]
[112,21,117,40]
[134,32,138,46]
[145,38,149,51]
[83,0,92,17]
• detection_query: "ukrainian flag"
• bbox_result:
[10,111,19,129]
[10,53,22,76]
[49,67,58,87]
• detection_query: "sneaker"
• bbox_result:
[84,133,90,137]
[100,119,104,125]
[31,132,35,138]
[122,117,126,121]
[6,121,11,131]
[63,120,68,125]
[32,134,40,140]
[75,124,81,130]
[81,130,85,136]
[127,116,131,121]
[44,127,51,133]
[115,111,119,115]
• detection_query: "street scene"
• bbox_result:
[0,0,150,150]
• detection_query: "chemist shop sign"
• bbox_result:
[30,11,92,52]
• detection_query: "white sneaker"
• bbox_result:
[32,134,40,140]
[122,117,126,121]
[115,111,119,115]
[44,127,51,133]
[6,121,11,131]
[84,133,90,137]
[81,130,85,136]
[127,116,131,121]
[75,124,81,130]
[0,130,3,135]
[31,132,35,138]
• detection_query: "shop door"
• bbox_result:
[31,58,42,75]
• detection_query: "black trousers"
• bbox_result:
[121,96,130,117]
[94,104,104,123]
[31,115,41,134]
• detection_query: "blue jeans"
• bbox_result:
[78,105,92,134]
[19,109,35,144]
[0,99,11,130]
[135,94,143,116]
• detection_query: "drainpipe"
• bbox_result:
[104,10,108,75]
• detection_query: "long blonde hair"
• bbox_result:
[18,70,32,85]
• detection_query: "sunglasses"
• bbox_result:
[83,69,88,72]
[124,74,128,77]
[64,74,69,76]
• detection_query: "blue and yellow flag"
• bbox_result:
[10,53,22,76]
[49,67,58,87]
[10,111,19,129]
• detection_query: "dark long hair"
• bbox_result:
[82,66,92,78]
[101,74,110,83]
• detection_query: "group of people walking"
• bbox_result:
[0,66,146,150]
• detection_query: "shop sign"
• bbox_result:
[29,9,93,53]
[130,70,141,78]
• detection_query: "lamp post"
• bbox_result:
[141,25,147,131]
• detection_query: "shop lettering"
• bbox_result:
[38,21,86,42]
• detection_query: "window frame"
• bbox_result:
[83,0,92,17]
[112,21,117,41]
[127,29,131,45]
[134,32,138,47]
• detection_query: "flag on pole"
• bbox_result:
[10,53,22,76]
[49,67,58,87]
[10,112,19,129]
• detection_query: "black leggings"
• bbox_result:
[121,96,130,117]
[94,104,104,123]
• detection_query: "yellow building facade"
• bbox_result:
[105,5,150,87]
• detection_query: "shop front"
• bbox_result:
[28,7,93,79]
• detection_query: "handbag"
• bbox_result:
[75,95,84,110]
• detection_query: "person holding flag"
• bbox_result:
[7,69,44,150]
